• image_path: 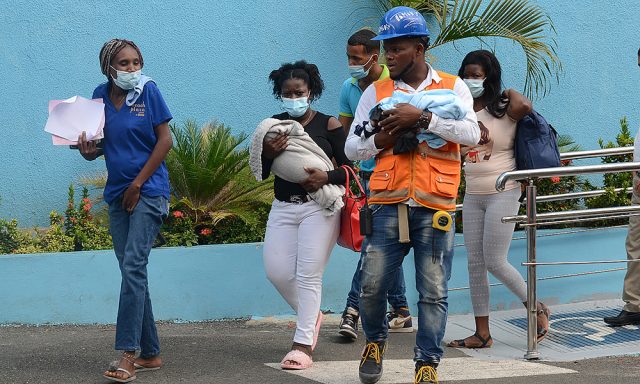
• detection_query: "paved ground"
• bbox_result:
[1,315,639,384]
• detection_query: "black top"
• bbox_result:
[262,111,352,202]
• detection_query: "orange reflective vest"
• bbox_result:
[368,72,461,211]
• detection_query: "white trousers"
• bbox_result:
[263,199,340,345]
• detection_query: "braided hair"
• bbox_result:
[268,60,324,101]
[99,39,144,79]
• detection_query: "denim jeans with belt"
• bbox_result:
[359,204,454,364]
[108,194,168,357]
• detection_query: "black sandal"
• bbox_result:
[448,332,492,348]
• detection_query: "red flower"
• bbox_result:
[550,176,561,183]
[82,198,91,203]
[200,228,212,236]
[69,217,77,223]
[83,204,92,212]
[561,159,572,166]
[172,210,184,218]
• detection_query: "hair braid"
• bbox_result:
[99,39,144,79]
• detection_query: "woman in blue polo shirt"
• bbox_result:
[78,38,172,383]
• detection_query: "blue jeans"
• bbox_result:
[359,204,454,364]
[345,242,408,311]
[108,194,168,357]
[346,177,409,312]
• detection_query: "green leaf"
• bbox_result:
[363,0,562,98]
[166,120,274,226]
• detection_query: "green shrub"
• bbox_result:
[63,184,112,251]
[36,212,75,252]
[159,209,199,247]
[584,117,635,226]
[0,219,32,254]
[201,202,271,244]
[166,120,273,229]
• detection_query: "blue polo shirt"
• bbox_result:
[338,65,389,173]
[93,81,173,204]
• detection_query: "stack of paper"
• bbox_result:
[44,96,105,145]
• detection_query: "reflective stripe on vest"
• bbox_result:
[368,71,461,211]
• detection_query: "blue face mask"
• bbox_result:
[348,55,376,80]
[281,96,309,118]
[463,78,485,98]
[111,66,142,90]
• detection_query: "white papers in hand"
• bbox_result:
[45,96,105,144]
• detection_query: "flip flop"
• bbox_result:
[311,311,323,351]
[103,367,137,383]
[447,333,492,349]
[133,362,161,372]
[280,349,313,370]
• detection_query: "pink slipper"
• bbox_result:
[280,349,313,370]
[311,311,324,351]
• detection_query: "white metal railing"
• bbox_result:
[493,147,638,360]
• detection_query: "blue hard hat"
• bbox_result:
[372,6,430,41]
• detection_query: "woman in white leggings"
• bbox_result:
[261,61,350,368]
[448,50,550,349]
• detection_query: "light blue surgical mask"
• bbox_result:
[348,55,376,80]
[463,78,485,98]
[281,96,309,118]
[111,66,142,90]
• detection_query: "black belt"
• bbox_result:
[281,194,311,204]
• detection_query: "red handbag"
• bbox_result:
[337,165,367,252]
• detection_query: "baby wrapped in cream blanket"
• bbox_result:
[249,118,345,216]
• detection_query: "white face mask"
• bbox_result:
[281,96,309,118]
[463,78,486,98]
[111,66,141,90]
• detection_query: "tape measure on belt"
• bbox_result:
[432,210,452,232]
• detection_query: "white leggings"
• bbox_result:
[462,188,526,317]
[263,199,340,345]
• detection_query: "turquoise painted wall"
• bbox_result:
[0,227,627,325]
[1,1,639,225]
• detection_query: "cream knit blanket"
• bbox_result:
[249,118,345,216]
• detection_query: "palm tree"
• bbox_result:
[362,0,562,98]
[166,120,273,225]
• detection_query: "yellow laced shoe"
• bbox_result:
[414,364,438,384]
[359,341,386,384]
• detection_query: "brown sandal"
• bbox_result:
[536,303,551,342]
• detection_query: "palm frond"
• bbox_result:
[167,120,274,225]
[557,134,581,153]
[431,0,561,98]
[366,0,562,98]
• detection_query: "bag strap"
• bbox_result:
[343,164,352,197]
[340,165,366,199]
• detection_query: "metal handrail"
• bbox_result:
[560,146,633,160]
[523,259,640,266]
[455,149,636,357]
[453,225,629,248]
[524,187,632,203]
[502,205,640,224]
[496,162,640,191]
[449,267,626,292]
[455,187,632,211]
[491,148,637,360]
